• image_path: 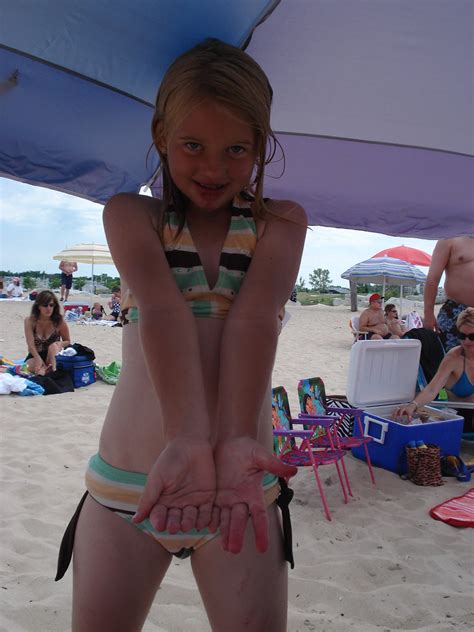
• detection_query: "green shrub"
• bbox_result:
[297,292,334,306]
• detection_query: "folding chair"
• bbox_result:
[298,377,376,486]
[349,315,368,343]
[272,386,350,520]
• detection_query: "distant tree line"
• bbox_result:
[0,270,120,292]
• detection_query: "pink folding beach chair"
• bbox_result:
[297,377,376,486]
[272,386,350,521]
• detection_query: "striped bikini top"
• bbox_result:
[123,194,257,322]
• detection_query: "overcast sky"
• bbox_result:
[1,177,437,286]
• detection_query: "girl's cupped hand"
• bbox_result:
[133,437,217,534]
[214,437,297,554]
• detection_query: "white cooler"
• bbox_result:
[347,339,464,474]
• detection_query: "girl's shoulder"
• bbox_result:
[264,199,307,225]
[256,199,307,239]
[104,192,164,228]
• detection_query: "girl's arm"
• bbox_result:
[213,201,306,553]
[216,201,307,441]
[103,193,210,441]
[105,194,217,532]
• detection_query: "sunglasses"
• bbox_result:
[40,302,55,308]
[458,332,474,341]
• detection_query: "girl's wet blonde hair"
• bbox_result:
[151,38,278,234]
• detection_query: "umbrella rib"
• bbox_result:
[0,43,154,108]
[274,129,473,158]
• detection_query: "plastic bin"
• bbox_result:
[347,339,463,474]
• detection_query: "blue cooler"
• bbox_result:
[56,354,96,388]
[347,339,463,474]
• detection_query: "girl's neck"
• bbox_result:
[186,204,232,222]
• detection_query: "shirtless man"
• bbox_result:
[59,260,78,302]
[423,237,474,350]
[358,293,399,340]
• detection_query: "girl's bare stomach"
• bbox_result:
[98,318,272,473]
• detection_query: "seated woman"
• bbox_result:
[395,307,474,419]
[24,290,71,375]
[384,304,407,338]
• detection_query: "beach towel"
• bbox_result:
[430,488,474,528]
[96,361,121,385]
[78,319,120,327]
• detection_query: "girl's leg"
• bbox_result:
[72,495,172,632]
[191,504,288,632]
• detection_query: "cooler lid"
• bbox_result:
[346,339,422,408]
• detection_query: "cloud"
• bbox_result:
[1,177,437,282]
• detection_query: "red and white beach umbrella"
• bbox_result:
[371,246,432,267]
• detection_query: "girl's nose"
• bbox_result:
[199,152,226,178]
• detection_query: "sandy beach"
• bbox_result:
[0,299,472,631]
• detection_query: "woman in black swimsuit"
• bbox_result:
[24,290,71,375]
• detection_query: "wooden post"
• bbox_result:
[350,281,358,312]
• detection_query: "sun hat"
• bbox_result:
[369,293,384,303]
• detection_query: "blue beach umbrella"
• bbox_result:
[0,1,472,239]
[341,256,427,315]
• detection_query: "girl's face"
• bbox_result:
[162,101,257,213]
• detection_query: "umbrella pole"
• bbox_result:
[92,261,95,294]
[400,285,403,317]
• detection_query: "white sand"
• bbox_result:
[0,300,472,631]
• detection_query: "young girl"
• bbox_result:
[57,39,307,631]
[24,290,71,375]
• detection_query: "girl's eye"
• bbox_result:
[228,145,246,155]
[184,142,201,152]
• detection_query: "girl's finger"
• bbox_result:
[255,448,297,479]
[166,508,182,534]
[196,502,214,531]
[149,504,168,531]
[249,502,269,553]
[181,506,198,532]
[207,506,221,533]
[133,479,164,523]
[226,503,249,554]
[219,507,231,550]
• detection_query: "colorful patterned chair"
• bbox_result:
[297,377,376,486]
[272,386,351,521]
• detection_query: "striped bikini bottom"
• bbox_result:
[55,453,294,581]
